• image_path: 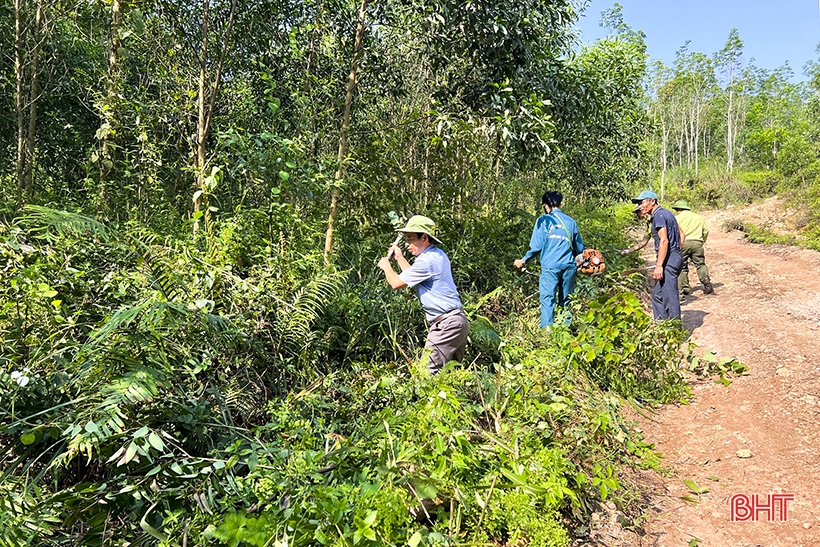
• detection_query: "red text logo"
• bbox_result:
[730,494,794,522]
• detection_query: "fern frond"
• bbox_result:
[85,300,153,348]
[58,367,164,465]
[222,373,266,423]
[16,205,110,241]
[277,270,344,349]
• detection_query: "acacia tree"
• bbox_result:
[538,3,650,202]
[743,65,800,169]
[323,0,369,262]
[193,0,237,235]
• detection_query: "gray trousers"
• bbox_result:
[425,310,469,374]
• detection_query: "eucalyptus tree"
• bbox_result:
[673,47,716,176]
[647,60,673,196]
[715,28,747,172]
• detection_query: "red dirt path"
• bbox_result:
[637,201,820,547]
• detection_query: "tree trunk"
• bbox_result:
[193,0,237,235]
[24,0,44,196]
[99,0,122,207]
[693,100,699,178]
[323,0,369,263]
[660,119,668,200]
[15,0,26,207]
[726,87,734,171]
[193,0,209,234]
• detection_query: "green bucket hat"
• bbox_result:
[672,199,691,211]
[396,215,442,245]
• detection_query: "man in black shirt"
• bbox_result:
[631,191,683,321]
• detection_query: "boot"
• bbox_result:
[702,276,714,295]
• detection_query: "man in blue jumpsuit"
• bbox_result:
[631,190,683,321]
[514,191,584,328]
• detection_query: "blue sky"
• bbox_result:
[576,0,820,80]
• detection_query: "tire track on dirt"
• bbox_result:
[638,208,820,547]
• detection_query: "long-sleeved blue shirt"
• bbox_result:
[521,209,585,268]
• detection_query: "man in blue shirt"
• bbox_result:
[631,190,683,321]
[514,191,584,328]
[378,215,468,374]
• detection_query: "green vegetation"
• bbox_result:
[0,206,687,546]
[1,1,817,546]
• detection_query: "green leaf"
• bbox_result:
[247,452,258,472]
[84,421,99,434]
[500,468,548,495]
[21,433,36,445]
[37,283,58,298]
[414,482,438,499]
[314,528,328,545]
[124,441,139,464]
[408,531,422,547]
[148,432,165,451]
[133,426,149,438]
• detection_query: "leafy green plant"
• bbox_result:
[556,292,689,404]
[686,348,748,386]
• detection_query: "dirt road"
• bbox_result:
[638,204,820,546]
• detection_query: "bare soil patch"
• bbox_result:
[635,199,820,546]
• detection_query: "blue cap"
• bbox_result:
[631,190,658,203]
